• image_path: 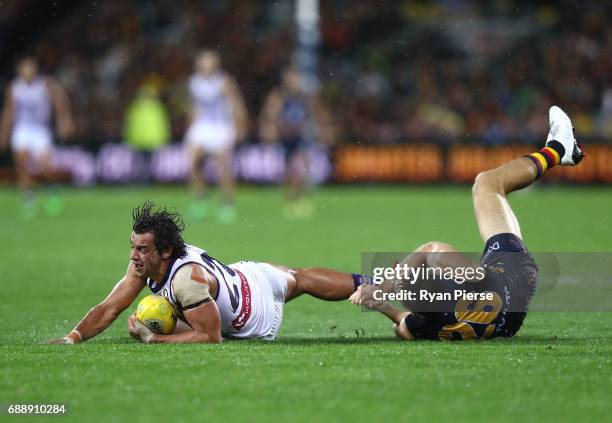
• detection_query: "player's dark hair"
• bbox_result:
[132,201,187,260]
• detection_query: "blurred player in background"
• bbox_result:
[123,78,171,183]
[0,57,74,218]
[259,66,333,219]
[184,50,248,223]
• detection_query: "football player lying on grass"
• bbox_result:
[349,106,584,341]
[49,201,370,344]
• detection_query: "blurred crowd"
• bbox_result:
[2,0,612,147]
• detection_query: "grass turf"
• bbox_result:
[1,185,611,422]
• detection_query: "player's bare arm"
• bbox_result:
[224,76,248,141]
[48,263,145,344]
[46,77,74,140]
[0,90,14,150]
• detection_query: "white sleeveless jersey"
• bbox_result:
[146,245,274,339]
[11,77,51,128]
[189,72,233,125]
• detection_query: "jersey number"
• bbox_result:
[201,254,240,312]
[438,292,503,340]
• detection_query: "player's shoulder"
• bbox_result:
[171,263,218,300]
[172,263,216,287]
[43,76,60,92]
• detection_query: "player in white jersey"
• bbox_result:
[185,50,248,223]
[49,202,364,344]
[0,57,74,218]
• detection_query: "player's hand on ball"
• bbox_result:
[128,313,154,343]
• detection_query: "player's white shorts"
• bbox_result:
[184,121,236,154]
[230,261,289,341]
[10,125,52,156]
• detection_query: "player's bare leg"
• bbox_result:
[188,145,206,197]
[472,158,535,241]
[13,149,37,219]
[266,263,357,301]
[14,149,34,191]
[37,151,63,216]
[473,106,584,242]
[215,149,237,223]
[283,151,312,219]
[187,146,212,220]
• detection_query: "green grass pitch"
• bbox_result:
[1,185,611,422]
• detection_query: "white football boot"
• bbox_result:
[546,106,584,165]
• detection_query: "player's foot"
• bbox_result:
[188,199,213,220]
[546,106,584,165]
[282,201,299,219]
[282,199,313,219]
[19,191,38,220]
[20,200,38,220]
[216,204,237,224]
[43,194,63,217]
[295,198,313,218]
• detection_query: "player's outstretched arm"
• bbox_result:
[48,263,145,344]
[47,77,75,140]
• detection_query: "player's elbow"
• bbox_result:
[206,330,223,344]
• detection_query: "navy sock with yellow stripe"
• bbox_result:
[525,141,565,178]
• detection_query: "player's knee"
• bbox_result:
[473,169,501,196]
[417,241,450,253]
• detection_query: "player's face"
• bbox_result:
[196,53,219,76]
[130,232,163,278]
[18,59,37,81]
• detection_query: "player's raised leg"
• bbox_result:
[472,106,584,242]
